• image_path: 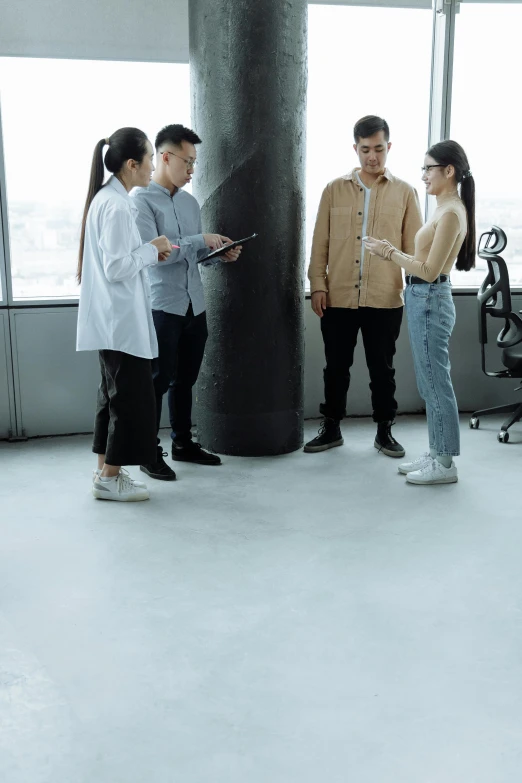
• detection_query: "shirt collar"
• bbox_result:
[149,179,178,199]
[106,175,133,201]
[343,167,394,183]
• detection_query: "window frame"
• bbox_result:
[0,104,12,307]
[430,0,522,292]
[1,1,521,303]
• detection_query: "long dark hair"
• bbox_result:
[77,127,149,283]
[426,140,476,272]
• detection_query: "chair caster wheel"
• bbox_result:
[498,431,509,443]
[469,417,480,429]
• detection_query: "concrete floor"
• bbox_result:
[1,415,521,783]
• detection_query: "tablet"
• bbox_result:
[198,233,258,263]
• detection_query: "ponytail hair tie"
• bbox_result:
[105,137,110,146]
[462,169,472,179]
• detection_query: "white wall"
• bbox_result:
[0,0,189,62]
[304,295,522,420]
[3,298,520,439]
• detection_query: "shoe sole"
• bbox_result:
[140,466,177,481]
[303,438,344,453]
[171,456,221,465]
[406,475,458,485]
[374,441,405,458]
[92,489,150,501]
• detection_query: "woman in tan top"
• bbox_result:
[364,140,476,485]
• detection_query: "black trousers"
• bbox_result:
[152,306,208,445]
[320,305,403,423]
[93,350,157,466]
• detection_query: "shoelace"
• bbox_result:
[376,422,396,454]
[416,458,439,475]
[120,467,144,485]
[317,421,328,438]
[117,471,135,492]
[408,452,431,467]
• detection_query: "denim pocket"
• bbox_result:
[409,284,430,299]
[437,291,456,329]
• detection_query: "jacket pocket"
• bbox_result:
[377,205,403,243]
[330,206,352,239]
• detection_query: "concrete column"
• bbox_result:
[189,0,307,456]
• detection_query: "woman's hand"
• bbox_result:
[150,235,173,260]
[362,236,393,259]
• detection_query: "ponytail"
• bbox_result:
[456,173,476,272]
[77,139,107,283]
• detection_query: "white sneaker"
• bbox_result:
[406,458,458,485]
[398,452,432,475]
[92,471,150,501]
[93,468,146,488]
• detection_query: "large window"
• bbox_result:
[306,3,433,274]
[0,58,190,301]
[450,2,522,288]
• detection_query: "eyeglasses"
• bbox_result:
[165,151,197,169]
[421,164,445,174]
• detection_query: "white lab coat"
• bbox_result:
[76,176,159,359]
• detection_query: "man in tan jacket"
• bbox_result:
[305,115,423,457]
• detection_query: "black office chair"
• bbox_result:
[469,225,522,443]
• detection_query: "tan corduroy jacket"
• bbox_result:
[308,168,423,308]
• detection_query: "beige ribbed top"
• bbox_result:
[384,192,467,282]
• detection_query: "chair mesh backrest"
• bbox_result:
[477,227,512,344]
[482,257,511,315]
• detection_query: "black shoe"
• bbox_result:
[304,418,343,453]
[374,421,405,458]
[172,441,222,465]
[140,451,177,480]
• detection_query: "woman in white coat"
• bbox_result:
[77,127,172,501]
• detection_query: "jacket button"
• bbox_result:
[357,236,361,240]
[355,260,359,264]
[360,188,363,192]
[355,284,359,288]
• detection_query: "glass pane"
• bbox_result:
[306,4,432,283]
[0,58,190,300]
[451,3,522,288]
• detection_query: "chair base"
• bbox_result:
[470,400,522,442]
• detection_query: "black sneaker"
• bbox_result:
[140,450,177,480]
[374,421,405,458]
[303,418,343,453]
[172,441,222,465]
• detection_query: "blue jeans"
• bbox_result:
[405,281,460,456]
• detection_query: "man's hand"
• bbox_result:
[203,234,231,251]
[311,291,327,318]
[221,245,242,263]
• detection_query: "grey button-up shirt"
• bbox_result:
[132,181,219,316]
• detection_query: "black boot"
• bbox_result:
[140,449,177,480]
[374,421,405,458]
[172,441,222,465]
[304,417,343,453]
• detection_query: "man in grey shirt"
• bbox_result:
[133,124,241,480]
